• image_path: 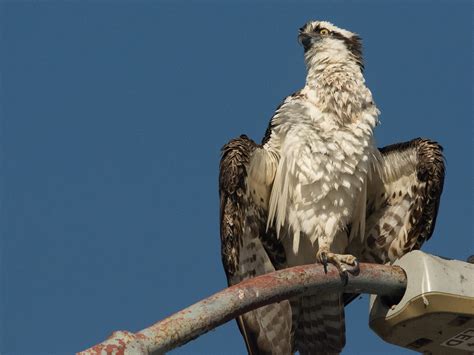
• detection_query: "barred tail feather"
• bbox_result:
[292,292,345,355]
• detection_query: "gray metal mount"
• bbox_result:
[370,250,474,354]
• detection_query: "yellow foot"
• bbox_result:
[316,250,360,282]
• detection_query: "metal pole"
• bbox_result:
[78,263,406,355]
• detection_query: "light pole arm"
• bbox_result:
[78,263,406,355]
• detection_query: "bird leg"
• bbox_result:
[316,248,360,284]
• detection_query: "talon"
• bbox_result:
[346,259,360,276]
[321,252,328,273]
[339,264,349,285]
[316,251,359,278]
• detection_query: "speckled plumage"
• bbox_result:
[347,138,445,264]
[220,136,292,354]
[254,21,379,355]
[219,20,445,355]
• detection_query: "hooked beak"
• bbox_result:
[298,32,318,52]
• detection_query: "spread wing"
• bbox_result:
[219,135,291,354]
[345,138,445,306]
[345,138,444,306]
[362,138,445,263]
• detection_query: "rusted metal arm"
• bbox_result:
[78,263,406,355]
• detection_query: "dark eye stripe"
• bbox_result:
[331,32,364,70]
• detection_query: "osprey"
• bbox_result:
[219,21,445,354]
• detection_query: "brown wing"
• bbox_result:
[219,135,291,354]
[347,138,445,265]
[345,138,445,305]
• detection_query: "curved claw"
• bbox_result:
[321,252,328,273]
[346,259,360,276]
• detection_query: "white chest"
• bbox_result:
[266,98,378,258]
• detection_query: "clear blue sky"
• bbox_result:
[0,2,472,354]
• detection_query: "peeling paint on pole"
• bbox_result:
[79,331,148,355]
[78,263,406,355]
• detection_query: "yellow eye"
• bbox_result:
[320,28,329,35]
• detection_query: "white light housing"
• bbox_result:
[369,250,474,354]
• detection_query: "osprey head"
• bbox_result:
[298,21,363,69]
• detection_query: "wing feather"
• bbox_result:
[363,138,445,263]
[219,135,291,354]
[345,138,445,306]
